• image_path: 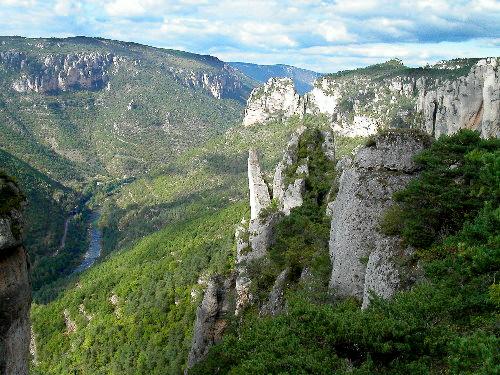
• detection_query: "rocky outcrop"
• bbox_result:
[243,78,303,126]
[0,176,31,375]
[272,126,307,214]
[0,51,115,93]
[186,274,235,370]
[248,150,271,220]
[260,268,289,316]
[236,127,335,313]
[241,58,498,139]
[417,57,499,138]
[235,214,279,315]
[328,130,429,308]
[169,63,251,101]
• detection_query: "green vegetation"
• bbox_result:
[249,128,336,307]
[317,58,480,132]
[3,37,495,374]
[0,35,256,301]
[31,202,245,375]
[192,130,499,374]
[382,130,499,248]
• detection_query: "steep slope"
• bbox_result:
[230,62,320,94]
[0,150,86,297]
[0,173,31,375]
[0,36,259,301]
[29,116,314,374]
[6,46,497,375]
[0,36,255,185]
[191,130,499,375]
[328,130,430,308]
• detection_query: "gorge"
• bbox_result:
[0,36,497,375]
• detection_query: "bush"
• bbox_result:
[382,130,499,248]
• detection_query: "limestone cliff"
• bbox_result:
[0,175,31,375]
[0,51,115,93]
[241,58,498,139]
[235,127,335,313]
[0,43,252,102]
[417,57,499,138]
[328,130,429,308]
[248,149,271,220]
[169,62,252,101]
[243,77,303,126]
[186,275,235,370]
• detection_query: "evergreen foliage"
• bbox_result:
[192,130,500,374]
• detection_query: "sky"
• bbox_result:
[0,0,499,73]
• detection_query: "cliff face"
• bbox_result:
[328,131,429,307]
[0,43,252,102]
[0,176,31,375]
[0,51,115,93]
[168,62,253,101]
[243,77,303,126]
[241,58,498,139]
[417,57,499,138]
[186,275,235,370]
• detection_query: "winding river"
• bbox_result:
[73,211,102,274]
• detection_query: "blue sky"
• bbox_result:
[0,0,499,73]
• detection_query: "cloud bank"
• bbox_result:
[0,0,498,72]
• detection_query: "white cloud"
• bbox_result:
[104,0,165,17]
[54,0,81,16]
[0,0,36,6]
[0,0,498,73]
[315,21,355,43]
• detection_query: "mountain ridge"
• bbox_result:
[230,61,320,94]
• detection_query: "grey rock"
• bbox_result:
[187,274,235,369]
[417,58,499,138]
[168,62,250,101]
[260,268,289,316]
[282,179,305,216]
[321,130,335,161]
[1,51,115,93]
[0,217,18,250]
[248,149,271,220]
[328,130,428,307]
[0,178,30,375]
[272,126,307,209]
[243,78,303,126]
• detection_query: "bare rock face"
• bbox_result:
[235,151,277,314]
[186,274,235,370]
[417,57,499,138]
[272,126,308,215]
[0,51,115,93]
[248,149,271,220]
[0,176,31,375]
[260,268,289,316]
[328,130,429,308]
[243,77,303,126]
[240,58,497,139]
[170,63,250,101]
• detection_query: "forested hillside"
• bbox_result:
[193,130,500,374]
[0,36,257,299]
[0,36,497,374]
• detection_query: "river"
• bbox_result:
[73,211,102,274]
